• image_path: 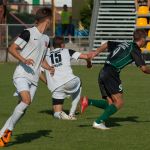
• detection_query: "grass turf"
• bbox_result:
[0,63,150,150]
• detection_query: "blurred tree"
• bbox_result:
[80,0,93,29]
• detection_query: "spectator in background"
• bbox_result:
[61,4,73,43]
[135,0,149,10]
[0,1,6,24]
[138,0,148,5]
[0,1,6,47]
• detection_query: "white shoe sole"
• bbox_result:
[93,125,110,130]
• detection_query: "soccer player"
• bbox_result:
[0,7,54,147]
[40,36,92,120]
[81,29,150,130]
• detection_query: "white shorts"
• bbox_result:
[52,77,81,99]
[13,77,37,101]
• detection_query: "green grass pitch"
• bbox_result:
[0,63,150,150]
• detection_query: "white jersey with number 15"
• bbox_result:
[44,48,81,92]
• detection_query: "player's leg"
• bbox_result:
[0,83,36,141]
[62,77,81,120]
[0,116,12,139]
[52,98,65,119]
[61,24,67,36]
[0,78,36,145]
[66,78,81,117]
[52,87,70,120]
[93,68,123,129]
[93,93,123,130]
[2,92,29,142]
[53,103,63,113]
[81,71,109,113]
[5,80,37,131]
[53,103,70,120]
[0,95,22,142]
[69,87,81,119]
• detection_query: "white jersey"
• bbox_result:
[44,48,81,92]
[13,26,50,85]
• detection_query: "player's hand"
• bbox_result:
[24,59,34,66]
[86,59,92,68]
[88,51,98,59]
[48,66,55,76]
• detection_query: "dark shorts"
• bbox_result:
[61,24,70,36]
[98,64,123,98]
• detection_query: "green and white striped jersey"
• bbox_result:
[105,41,145,72]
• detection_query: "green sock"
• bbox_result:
[88,99,109,109]
[95,104,118,124]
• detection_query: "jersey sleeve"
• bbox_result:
[131,48,146,67]
[14,30,30,49]
[107,41,121,52]
[69,49,81,60]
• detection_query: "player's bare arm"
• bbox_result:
[89,42,108,59]
[9,43,34,65]
[41,59,55,75]
[79,54,92,68]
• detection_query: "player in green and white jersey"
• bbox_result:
[81,29,150,130]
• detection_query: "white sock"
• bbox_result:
[69,87,81,116]
[7,102,28,131]
[0,116,12,138]
[53,112,61,119]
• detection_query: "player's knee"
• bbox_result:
[22,99,32,105]
[20,92,32,105]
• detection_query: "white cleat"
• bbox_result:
[59,111,70,120]
[92,122,110,130]
[68,115,77,120]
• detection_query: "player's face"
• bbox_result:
[45,18,52,30]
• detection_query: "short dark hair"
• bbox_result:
[133,29,147,42]
[63,4,68,8]
[53,36,64,48]
[35,7,52,22]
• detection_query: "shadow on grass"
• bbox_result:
[7,130,53,146]
[79,116,149,128]
[38,109,74,116]
[39,109,54,115]
[78,124,92,127]
[106,116,139,127]
[107,116,150,127]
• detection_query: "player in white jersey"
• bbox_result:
[0,7,54,147]
[41,36,92,120]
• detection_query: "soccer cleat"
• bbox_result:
[0,138,5,147]
[81,96,89,113]
[92,122,110,130]
[68,115,77,120]
[2,129,12,144]
[59,111,70,120]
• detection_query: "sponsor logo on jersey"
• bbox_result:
[119,84,123,92]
